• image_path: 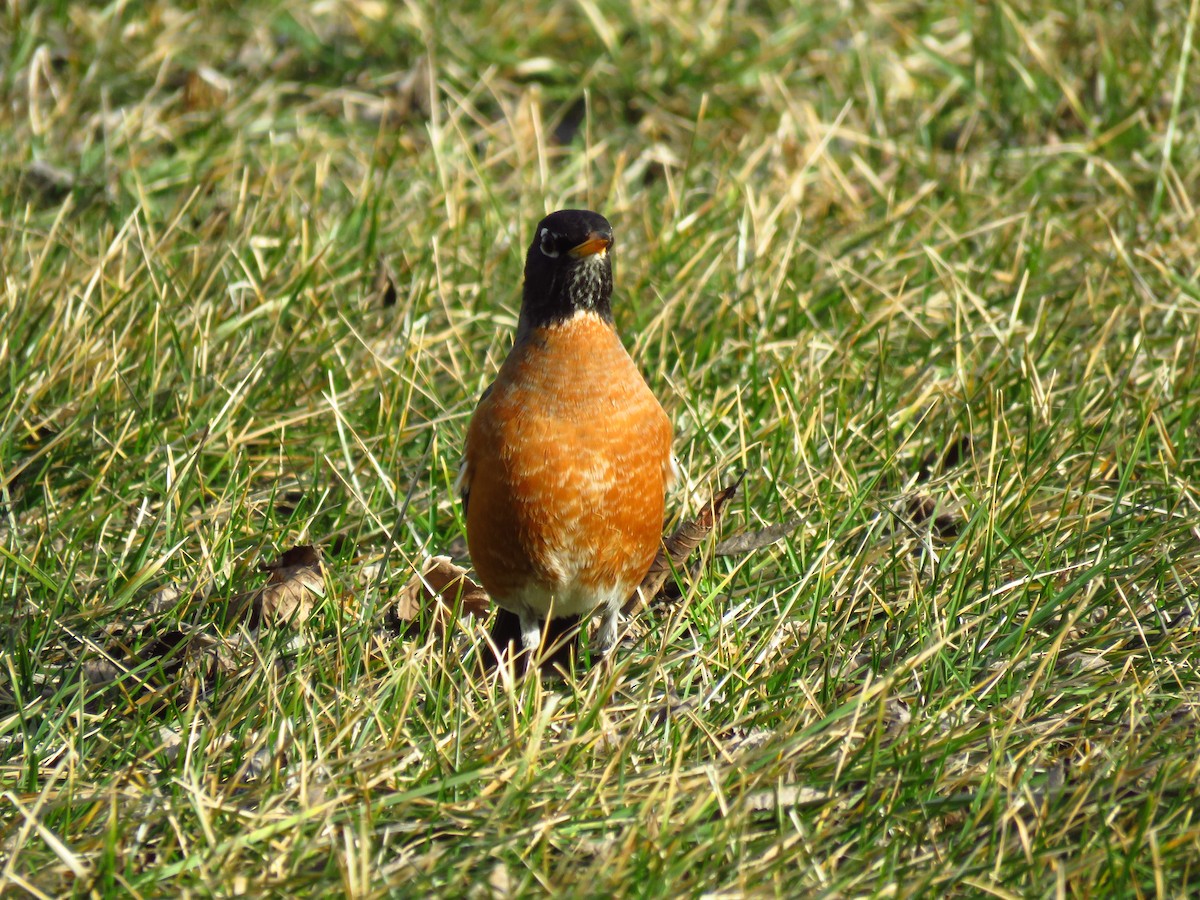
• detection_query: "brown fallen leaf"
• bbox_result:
[622,473,745,615]
[713,515,803,556]
[144,584,187,616]
[388,555,490,636]
[258,545,325,626]
[182,65,232,111]
[79,657,124,690]
[740,782,826,814]
[883,697,912,736]
[722,727,774,755]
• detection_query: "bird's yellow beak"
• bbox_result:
[568,233,612,258]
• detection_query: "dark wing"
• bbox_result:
[457,382,494,516]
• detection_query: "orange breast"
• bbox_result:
[464,313,672,616]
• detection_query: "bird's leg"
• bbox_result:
[519,613,543,655]
[593,601,620,655]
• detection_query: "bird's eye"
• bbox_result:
[538,228,560,258]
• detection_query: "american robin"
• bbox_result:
[459,209,675,669]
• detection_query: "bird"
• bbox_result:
[459,208,675,671]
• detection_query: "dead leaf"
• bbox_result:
[713,515,803,556]
[741,782,826,814]
[388,556,490,635]
[258,545,325,626]
[622,473,744,615]
[145,584,186,616]
[183,65,232,111]
[157,726,185,764]
[80,657,123,689]
[647,691,698,727]
[723,727,773,755]
[883,698,912,736]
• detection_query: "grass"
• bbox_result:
[2,0,1199,895]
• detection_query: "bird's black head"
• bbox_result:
[519,209,615,333]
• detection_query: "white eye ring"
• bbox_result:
[538,228,560,258]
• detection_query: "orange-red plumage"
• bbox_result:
[465,313,672,605]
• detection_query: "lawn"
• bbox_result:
[3,0,1199,896]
